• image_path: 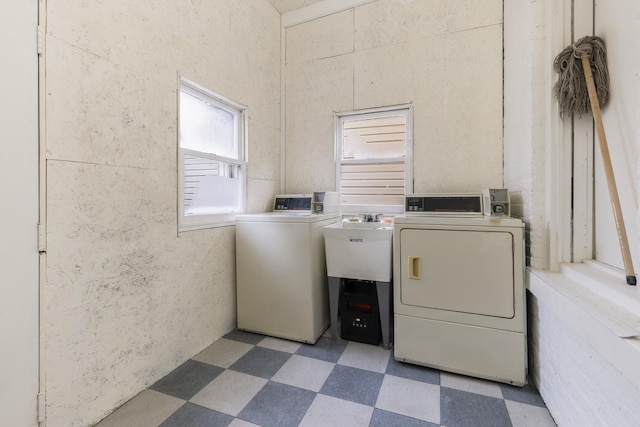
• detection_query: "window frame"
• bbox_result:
[177,77,247,232]
[335,105,413,215]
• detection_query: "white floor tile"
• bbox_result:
[375,375,441,424]
[299,394,373,427]
[505,400,557,427]
[271,354,335,392]
[190,370,267,416]
[440,371,504,399]
[228,418,261,427]
[338,341,390,373]
[192,338,253,368]
[257,336,302,353]
[94,390,184,427]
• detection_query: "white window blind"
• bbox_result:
[337,107,412,212]
[182,151,242,215]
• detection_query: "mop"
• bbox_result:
[553,35,636,285]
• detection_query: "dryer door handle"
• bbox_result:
[408,256,421,280]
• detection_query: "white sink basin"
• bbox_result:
[323,221,393,282]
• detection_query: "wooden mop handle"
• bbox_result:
[581,53,636,285]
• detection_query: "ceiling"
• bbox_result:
[268,0,324,14]
[271,0,377,27]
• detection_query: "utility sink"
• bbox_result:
[324,220,394,348]
[324,221,393,282]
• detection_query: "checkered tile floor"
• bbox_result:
[95,329,556,427]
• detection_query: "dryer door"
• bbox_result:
[399,228,515,318]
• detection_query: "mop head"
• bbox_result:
[553,35,610,116]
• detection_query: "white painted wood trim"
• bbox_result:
[572,0,595,263]
[280,24,286,193]
[38,0,48,421]
[546,0,570,270]
[0,0,40,424]
[548,0,596,267]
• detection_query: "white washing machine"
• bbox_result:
[235,193,340,344]
[393,193,527,385]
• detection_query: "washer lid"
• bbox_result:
[236,212,341,223]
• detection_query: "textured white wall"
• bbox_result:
[43,2,281,426]
[284,0,504,194]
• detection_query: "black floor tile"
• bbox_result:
[319,364,384,406]
[441,387,512,427]
[500,382,546,407]
[224,329,266,345]
[149,359,224,400]
[229,346,291,379]
[159,402,233,427]
[238,381,316,427]
[295,335,348,363]
[386,357,440,385]
[370,408,439,427]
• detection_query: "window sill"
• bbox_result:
[527,262,640,387]
[530,261,640,338]
[178,217,237,232]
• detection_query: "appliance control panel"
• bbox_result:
[405,193,483,216]
[273,194,313,212]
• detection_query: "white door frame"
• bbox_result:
[0,0,41,425]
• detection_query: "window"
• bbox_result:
[178,78,246,231]
[336,106,413,214]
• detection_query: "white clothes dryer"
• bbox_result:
[393,195,526,386]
